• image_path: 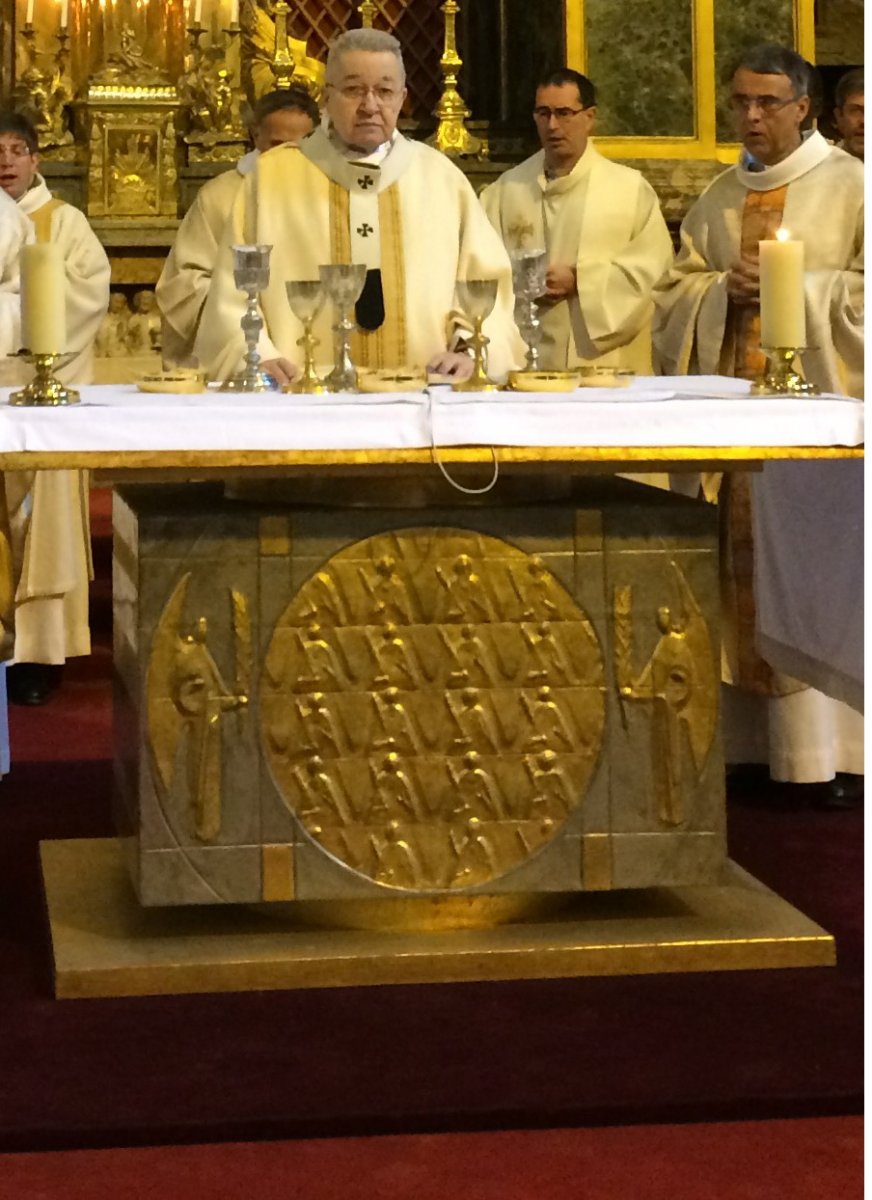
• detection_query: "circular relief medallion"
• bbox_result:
[261,528,605,891]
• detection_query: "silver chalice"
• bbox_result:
[319,263,367,392]
[510,247,547,372]
[223,244,275,392]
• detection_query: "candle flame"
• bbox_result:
[775,228,791,242]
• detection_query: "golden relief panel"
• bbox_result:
[261,529,606,893]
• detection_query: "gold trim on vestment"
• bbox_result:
[29,197,65,244]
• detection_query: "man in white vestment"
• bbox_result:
[652,44,864,807]
[157,87,319,366]
[194,29,521,385]
[833,68,863,161]
[481,68,673,375]
[0,111,110,704]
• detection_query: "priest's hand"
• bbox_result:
[428,351,475,380]
[726,257,760,305]
[261,357,302,387]
[540,264,577,304]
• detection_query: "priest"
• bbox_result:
[481,69,673,375]
[0,110,110,704]
[193,29,522,385]
[157,87,319,367]
[652,44,864,806]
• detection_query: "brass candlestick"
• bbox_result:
[10,352,79,407]
[452,280,499,392]
[358,0,377,26]
[285,280,326,394]
[752,347,820,396]
[220,21,247,139]
[271,0,295,89]
[430,0,487,160]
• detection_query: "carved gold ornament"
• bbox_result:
[262,529,606,891]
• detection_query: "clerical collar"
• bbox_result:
[739,128,814,173]
[330,128,398,166]
[735,129,833,192]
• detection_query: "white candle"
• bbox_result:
[194,0,203,23]
[230,0,239,23]
[759,229,806,349]
[59,0,69,28]
[25,0,35,24]
[21,244,66,354]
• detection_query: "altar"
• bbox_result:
[0,378,861,998]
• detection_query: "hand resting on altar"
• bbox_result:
[261,357,302,388]
[427,351,475,380]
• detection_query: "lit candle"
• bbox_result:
[21,244,66,355]
[230,0,239,23]
[759,228,806,349]
[194,0,203,23]
[25,0,35,24]
[58,0,69,28]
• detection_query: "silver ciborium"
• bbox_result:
[511,247,547,371]
[453,279,499,392]
[223,244,275,392]
[320,263,367,392]
[285,280,326,394]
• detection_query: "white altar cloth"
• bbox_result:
[0,376,862,454]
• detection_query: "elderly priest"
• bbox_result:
[193,29,522,386]
[482,68,673,375]
[652,44,863,806]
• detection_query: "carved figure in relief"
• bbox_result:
[372,687,425,754]
[295,753,354,826]
[614,563,717,826]
[525,749,573,820]
[372,820,423,889]
[95,292,132,358]
[435,554,493,623]
[358,554,416,624]
[521,684,576,751]
[296,620,356,690]
[440,623,505,689]
[299,570,350,626]
[367,621,426,689]
[365,752,427,823]
[448,751,506,820]
[447,687,504,752]
[450,816,500,885]
[126,289,162,354]
[522,620,577,685]
[297,691,348,757]
[510,556,563,621]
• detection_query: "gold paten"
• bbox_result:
[261,528,606,891]
[614,563,718,827]
[146,574,250,844]
[40,839,835,999]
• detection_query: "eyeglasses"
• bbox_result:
[332,84,401,105]
[728,94,799,115]
[532,106,587,122]
[0,142,33,160]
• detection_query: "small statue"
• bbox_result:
[127,289,162,354]
[95,292,132,358]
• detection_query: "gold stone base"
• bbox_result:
[40,838,834,999]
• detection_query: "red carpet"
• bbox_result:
[0,1118,862,1200]
[0,488,862,1155]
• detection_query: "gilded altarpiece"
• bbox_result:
[113,483,724,908]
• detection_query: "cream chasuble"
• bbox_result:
[652,132,864,782]
[481,144,673,372]
[157,150,258,367]
[652,132,864,398]
[194,129,523,381]
[0,178,109,663]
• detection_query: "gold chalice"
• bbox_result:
[285,280,326,394]
[453,279,499,392]
[320,263,367,392]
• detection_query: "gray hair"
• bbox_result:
[732,43,811,98]
[325,29,406,84]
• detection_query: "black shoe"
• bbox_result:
[6,662,62,706]
[812,773,864,811]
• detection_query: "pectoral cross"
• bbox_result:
[357,223,374,238]
[357,175,374,190]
